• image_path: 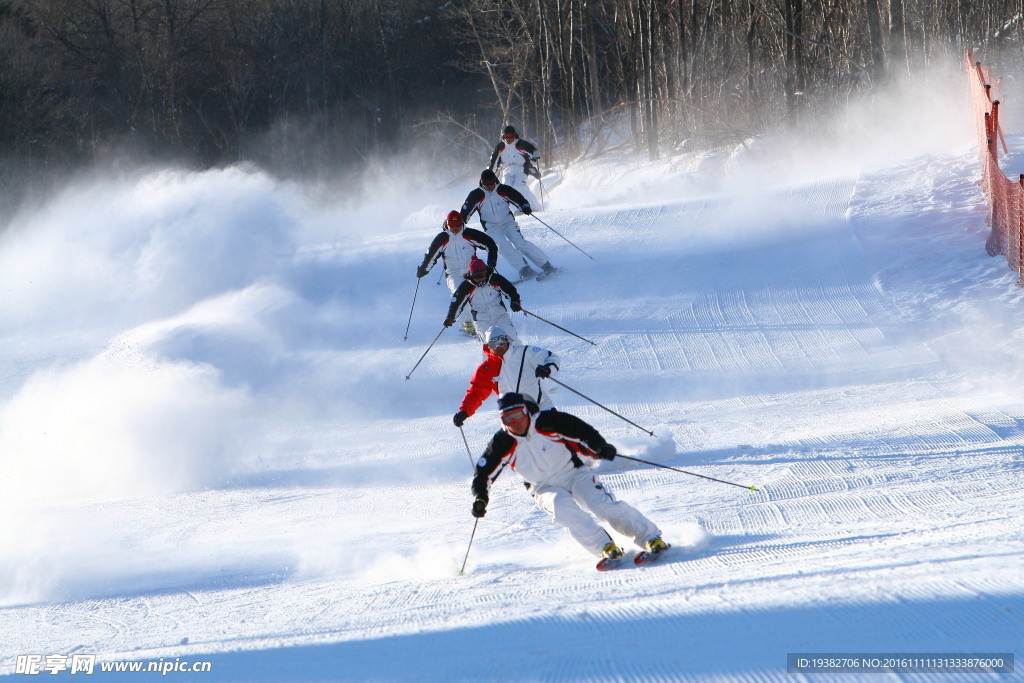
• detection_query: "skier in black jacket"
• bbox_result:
[470,392,670,570]
[444,256,522,343]
[461,169,555,282]
[489,125,541,209]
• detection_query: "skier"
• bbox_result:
[416,210,499,337]
[444,255,522,343]
[461,169,556,282]
[452,326,559,428]
[489,125,541,209]
[470,392,671,570]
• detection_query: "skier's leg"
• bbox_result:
[571,473,661,550]
[472,310,518,344]
[504,167,540,208]
[487,224,529,273]
[532,484,613,557]
[502,221,551,271]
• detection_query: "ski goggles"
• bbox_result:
[500,406,528,425]
[486,335,510,349]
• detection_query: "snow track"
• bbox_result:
[2,145,1023,680]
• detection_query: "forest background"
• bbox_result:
[1,0,1022,203]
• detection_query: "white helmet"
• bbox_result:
[485,326,511,347]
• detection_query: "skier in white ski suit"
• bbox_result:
[470,392,668,569]
[417,210,498,335]
[452,326,559,427]
[444,256,521,343]
[489,125,541,210]
[461,169,555,282]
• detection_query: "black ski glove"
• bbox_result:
[535,363,554,378]
[443,317,455,327]
[510,300,522,312]
[596,444,617,461]
[521,205,532,215]
[416,265,428,278]
[472,498,488,518]
[453,410,469,427]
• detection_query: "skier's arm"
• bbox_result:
[490,273,521,309]
[418,233,448,274]
[498,185,531,214]
[488,143,503,172]
[518,139,539,160]
[531,346,560,378]
[460,189,484,223]
[463,228,498,271]
[459,358,499,417]
[472,430,516,501]
[445,282,472,324]
[535,410,611,458]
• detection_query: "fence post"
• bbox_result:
[1019,175,1024,286]
[985,112,995,158]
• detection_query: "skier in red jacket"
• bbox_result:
[452,326,559,427]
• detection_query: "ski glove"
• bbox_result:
[443,318,455,327]
[472,498,488,518]
[453,410,469,427]
[510,300,522,312]
[416,265,429,278]
[535,363,555,378]
[596,444,617,461]
[521,205,532,215]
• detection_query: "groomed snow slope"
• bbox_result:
[1,91,1022,680]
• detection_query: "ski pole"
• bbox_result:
[458,518,479,576]
[616,453,758,492]
[403,278,422,341]
[521,308,596,346]
[405,327,446,380]
[528,213,594,261]
[458,426,476,469]
[547,376,655,437]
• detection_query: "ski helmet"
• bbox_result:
[498,391,526,413]
[480,169,498,187]
[502,125,517,137]
[485,326,511,347]
[445,210,464,231]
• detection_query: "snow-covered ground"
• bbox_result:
[1,69,1022,681]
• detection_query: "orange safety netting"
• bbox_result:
[966,50,1024,279]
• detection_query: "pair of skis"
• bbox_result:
[510,266,561,285]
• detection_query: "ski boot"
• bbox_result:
[595,541,625,571]
[462,321,476,337]
[634,536,671,565]
[536,262,558,281]
[518,265,538,281]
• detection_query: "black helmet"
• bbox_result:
[480,169,499,185]
[502,125,517,137]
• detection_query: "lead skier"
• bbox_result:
[469,392,671,570]
[489,125,541,209]
[461,169,556,282]
[452,326,559,428]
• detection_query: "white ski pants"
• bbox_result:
[501,166,540,209]
[470,310,517,344]
[531,469,661,557]
[487,219,549,273]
